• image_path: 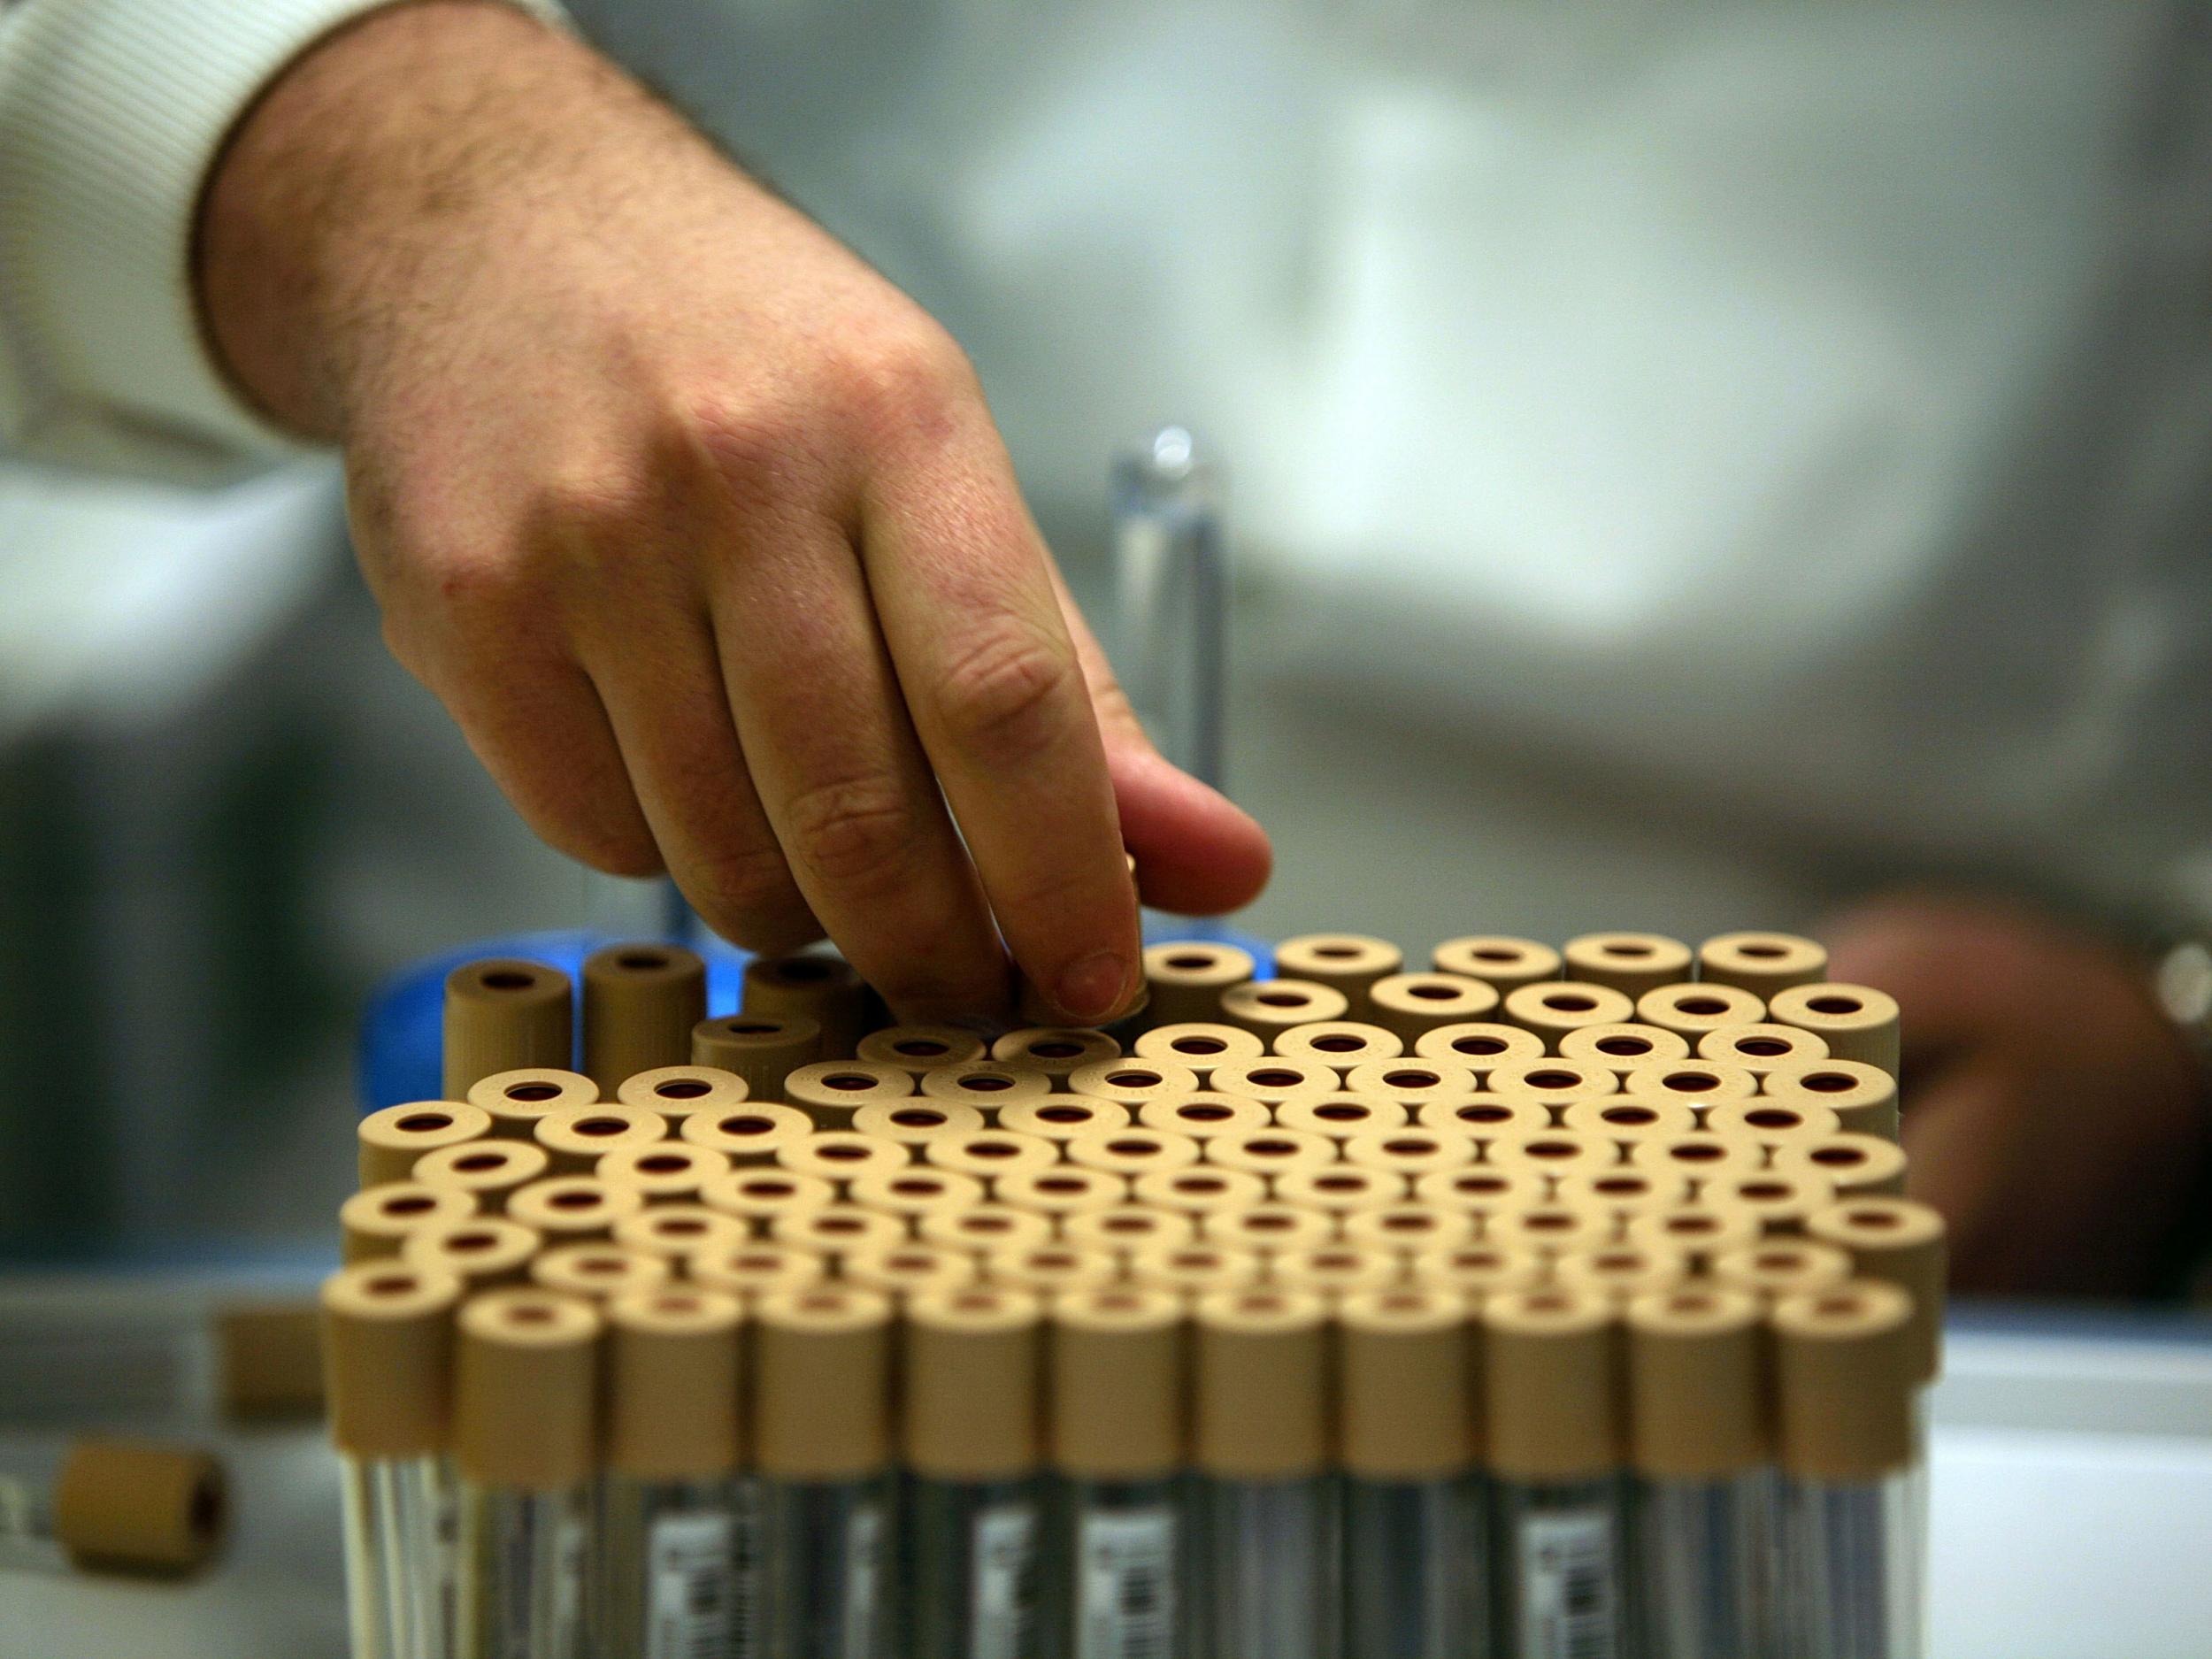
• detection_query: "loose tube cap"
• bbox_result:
[1553,1245,1690,1302]
[1626,1133,1767,1184]
[1070,1058,1204,1108]
[1694,1023,1831,1077]
[1766,983,1901,1079]
[689,1243,828,1300]
[595,1142,732,1202]
[1623,1206,1763,1263]
[1202,1126,1338,1181]
[1772,1281,1917,1479]
[1272,1165,1408,1214]
[442,959,572,1102]
[533,1103,668,1174]
[605,1287,742,1479]
[777,1131,909,1187]
[840,1243,979,1298]
[1551,1168,1694,1218]
[856,1024,987,1078]
[1709,1240,1855,1302]
[996,1165,1132,1219]
[1414,1095,1552,1141]
[1064,1127,1203,1179]
[1486,1133,1621,1181]
[1207,1057,1340,1107]
[466,1067,599,1131]
[51,1440,227,1575]
[1127,1242,1266,1298]
[1487,1059,1622,1109]
[1762,1059,1901,1142]
[1697,931,1829,995]
[1619,1059,1758,1114]
[1001,1097,1133,1146]
[742,954,867,1059]
[850,1099,988,1151]
[1276,1094,1406,1142]
[784,1061,915,1130]
[918,1064,1055,1119]
[1624,1286,1767,1478]
[1340,1127,1480,1179]
[1067,1205,1199,1253]
[1050,1286,1186,1479]
[505,1176,645,1240]
[611,1203,750,1263]
[917,1203,1056,1256]
[411,1140,551,1211]
[617,1064,749,1121]
[531,1243,671,1301]
[1130,1164,1270,1217]
[901,1287,1044,1479]
[991,1027,1122,1082]
[1487,1205,1620,1256]
[1367,973,1502,1043]
[1338,1286,1473,1478]
[1703,1100,1843,1149]
[1141,941,1258,1028]
[453,1289,602,1489]
[1502,980,1639,1046]
[1340,1058,1484,1108]
[690,1012,823,1099]
[1413,1022,1547,1074]
[1194,1288,1333,1479]
[1484,1287,1619,1481]
[1633,982,1768,1044]
[1806,1197,1946,1383]
[924,1128,1063,1184]
[1271,1243,1403,1298]
[400,1218,542,1290]
[1432,936,1561,990]
[1137,1093,1275,1141]
[698,1167,838,1225]
[340,1183,479,1263]
[680,1102,817,1164]
[358,1102,493,1189]
[1407,1243,1548,1297]
[1199,1203,1337,1254]
[1561,933,1694,998]
[1409,1165,1550,1217]
[1557,1096,1700,1146]
[1219,979,1352,1037]
[1774,1133,1909,1197]
[751,1286,894,1479]
[1702,1171,1839,1233]
[321,1261,462,1458]
[212,1303,325,1420]
[1557,1024,1693,1075]
[1273,934,1404,1015]
[581,942,706,1096]
[1272,1020,1405,1071]
[846,1164,988,1219]
[768,1204,909,1258]
[982,1245,1121,1297]
[1133,1022,1266,1079]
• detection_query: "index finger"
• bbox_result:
[858,418,1138,1023]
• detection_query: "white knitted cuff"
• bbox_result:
[0,0,567,469]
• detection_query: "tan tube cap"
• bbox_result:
[443,959,572,1101]
[1551,1168,1694,1218]
[1272,1165,1409,1214]
[1198,1203,1336,1254]
[617,1064,749,1121]
[1562,933,1694,998]
[411,1139,552,1211]
[1806,1197,1946,1383]
[1220,978,1353,1038]
[982,1246,1122,1297]
[1485,1057,1620,1109]
[1141,941,1257,1028]
[1773,1280,1916,1479]
[1367,973,1502,1043]
[1271,1243,1404,1298]
[1338,1202,1477,1255]
[846,1164,988,1219]
[605,1286,742,1479]
[850,1098,988,1152]
[918,1064,1056,1120]
[1766,983,1901,1079]
[534,1103,669,1175]
[1702,1099,1843,1149]
[505,1176,645,1240]
[1206,1058,1340,1107]
[1193,1288,1333,1478]
[902,1287,1044,1479]
[1773,1133,1909,1197]
[466,1067,599,1132]
[1709,1240,1855,1302]
[1633,982,1767,1043]
[1502,980,1637,1047]
[840,1243,979,1299]
[341,1183,479,1263]
[752,1286,894,1479]
[52,1440,227,1575]
[1557,1024,1692,1075]
[1068,1205,1201,1253]
[1139,1093,1276,1141]
[1414,1096,1553,1142]
[743,954,867,1059]
[698,1167,838,1225]
[776,1131,910,1187]
[1340,1059,1484,1109]
[922,1128,1063,1185]
[1432,936,1560,990]
[917,1203,1056,1256]
[611,1202,749,1263]
[1695,1023,1831,1077]
[1339,1286,1473,1478]
[595,1142,732,1202]
[1486,1132,1621,1182]
[358,1102,493,1189]
[582,942,706,1096]
[1272,1021,1405,1071]
[530,1243,672,1301]
[1618,1059,1758,1114]
[1127,1242,1266,1299]
[399,1217,542,1290]
[211,1302,326,1419]
[1624,1286,1766,1477]
[1133,1022,1266,1079]
[1623,1206,1764,1263]
[1063,1127,1202,1179]
[1340,1128,1481,1180]
[680,1102,816,1164]
[1407,1243,1548,1297]
[690,1011,824,1098]
[1762,1059,1901,1142]
[321,1261,462,1458]
[1049,1286,1186,1479]
[1275,1094,1405,1143]
[1273,933,1404,1015]
[856,1025,990,1078]
[1486,1205,1621,1256]
[767,1204,910,1259]
[1483,1287,1619,1481]
[1130,1164,1269,1217]
[1556,1096,1700,1146]
[1553,1245,1690,1303]
[992,1027,1123,1081]
[1000,1098,1133,1147]
[1626,1133,1767,1184]
[688,1242,828,1300]
[1701,1171,1839,1233]
[1413,1022,1547,1073]
[454,1289,602,1489]
[1070,1058,1204,1108]
[785,1061,916,1130]
[1697,931,1829,995]
[995,1165,1132,1219]
[1202,1127,1337,1180]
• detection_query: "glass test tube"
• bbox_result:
[1111,426,1226,790]
[1338,1285,1489,1659]
[453,1288,603,1659]
[1485,1287,1628,1659]
[1774,1281,1924,1659]
[902,1286,1048,1659]
[1045,1286,1187,1659]
[324,1260,463,1659]
[1623,1286,1770,1659]
[752,1285,896,1659]
[1191,1287,1341,1659]
[0,1435,226,1579]
[597,1286,756,1659]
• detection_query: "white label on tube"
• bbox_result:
[727,1480,765,1657]
[645,1510,734,1659]
[1520,1509,1617,1659]
[969,1501,1041,1659]
[1075,1506,1176,1659]
[549,1509,589,1653]
[840,1502,883,1654]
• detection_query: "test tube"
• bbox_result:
[443,960,573,1102]
[785,1063,918,1131]
[452,1287,603,1659]
[752,1286,896,1659]
[918,1065,1057,1123]
[1190,1287,1341,1659]
[1632,984,1768,1049]
[1623,1286,1769,1658]
[1695,932,1829,996]
[1066,1058,1203,1110]
[1412,1022,1548,1077]
[1272,935,1405,1020]
[1367,973,1504,1045]
[1555,1024,1692,1079]
[1764,984,1902,1081]
[1760,1061,1901,1143]
[1485,1286,1627,1659]
[1269,1020,1406,1077]
[902,1286,1048,1659]
[856,1025,991,1079]
[1138,945,1256,1032]
[691,1013,826,1100]
[467,1069,602,1137]
[360,1102,495,1188]
[533,1105,669,1176]
[1431,937,1561,993]
[1046,1285,1188,1659]
[1338,1285,1488,1659]
[992,1027,1124,1086]
[342,1183,480,1263]
[617,1064,750,1123]
[581,943,708,1097]
[412,1141,554,1215]
[1131,1022,1265,1084]
[1218,979,1352,1041]
[742,956,869,1062]
[1560,933,1694,999]
[1772,1281,1924,1659]
[1112,425,1227,789]
[1499,981,1638,1050]
[596,1286,754,1659]
[0,1434,222,1591]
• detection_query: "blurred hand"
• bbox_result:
[1825,893,2207,1295]
[196,3,1269,1024]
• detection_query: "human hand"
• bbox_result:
[196,2,1270,1024]
[1825,893,2206,1295]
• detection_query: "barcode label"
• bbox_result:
[968,1501,1041,1659]
[549,1509,590,1655]
[728,1481,765,1658]
[1519,1509,1617,1659]
[840,1502,884,1655]
[646,1511,735,1659]
[1075,1506,1175,1659]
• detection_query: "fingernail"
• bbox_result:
[1056,950,1131,1022]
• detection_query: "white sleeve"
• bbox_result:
[0,0,567,484]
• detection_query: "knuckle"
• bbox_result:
[828,317,973,441]
[670,386,809,507]
[936,623,1079,764]
[690,838,811,933]
[780,773,917,894]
